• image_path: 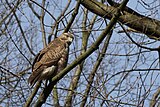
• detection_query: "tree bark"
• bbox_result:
[80,0,160,40]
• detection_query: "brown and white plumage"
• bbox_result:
[28,33,74,86]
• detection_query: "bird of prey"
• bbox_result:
[28,33,74,86]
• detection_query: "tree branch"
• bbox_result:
[150,87,160,107]
[81,0,160,40]
[63,0,81,33]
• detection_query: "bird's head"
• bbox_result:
[59,32,74,45]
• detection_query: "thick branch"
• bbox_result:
[24,81,41,107]
[150,87,160,107]
[81,0,160,40]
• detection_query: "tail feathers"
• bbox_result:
[28,72,41,87]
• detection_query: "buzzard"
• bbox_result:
[28,33,74,86]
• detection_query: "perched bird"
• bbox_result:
[28,33,74,86]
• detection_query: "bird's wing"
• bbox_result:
[32,38,65,71]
